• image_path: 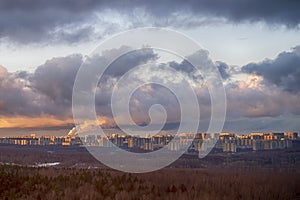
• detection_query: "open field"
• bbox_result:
[0,143,299,172]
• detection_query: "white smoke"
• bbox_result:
[67,127,78,137]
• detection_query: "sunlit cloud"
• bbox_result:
[0,115,73,128]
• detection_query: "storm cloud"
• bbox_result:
[1,46,300,131]
[226,75,300,119]
[0,48,214,128]
[0,47,163,122]
[0,65,42,117]
[242,46,300,93]
[0,0,300,44]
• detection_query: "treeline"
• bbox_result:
[0,165,299,200]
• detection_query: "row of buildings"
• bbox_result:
[216,132,297,152]
[0,132,298,153]
[0,134,81,146]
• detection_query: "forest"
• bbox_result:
[0,165,299,200]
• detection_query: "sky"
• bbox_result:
[0,0,300,134]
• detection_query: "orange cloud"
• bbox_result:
[0,115,112,128]
[0,115,74,128]
[238,74,264,90]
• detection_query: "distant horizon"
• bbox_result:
[0,127,298,138]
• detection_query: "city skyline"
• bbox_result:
[1,131,298,152]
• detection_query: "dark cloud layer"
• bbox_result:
[0,65,40,116]
[0,0,299,44]
[0,56,82,119]
[104,48,158,78]
[1,46,300,130]
[31,54,82,108]
[242,46,300,93]
[216,61,231,80]
[0,48,161,120]
[0,6,94,43]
